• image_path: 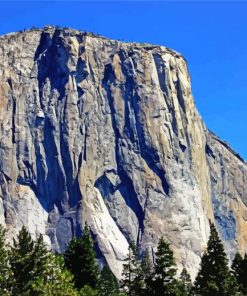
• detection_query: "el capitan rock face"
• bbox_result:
[0,26,246,278]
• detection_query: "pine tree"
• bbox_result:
[64,225,99,290]
[178,268,192,296]
[194,222,240,296]
[240,254,247,294]
[0,225,12,295]
[139,250,153,295]
[32,253,77,296]
[152,237,180,296]
[232,252,247,295]
[32,234,51,280]
[232,252,243,284]
[9,226,37,294]
[120,241,143,296]
[97,266,119,296]
[9,227,65,295]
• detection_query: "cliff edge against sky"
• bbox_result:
[0,26,246,278]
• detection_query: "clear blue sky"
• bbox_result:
[0,1,246,159]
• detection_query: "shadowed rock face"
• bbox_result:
[0,26,246,278]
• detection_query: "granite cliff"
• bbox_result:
[0,26,246,279]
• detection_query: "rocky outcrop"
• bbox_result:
[0,26,246,279]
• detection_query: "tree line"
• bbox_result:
[0,222,246,295]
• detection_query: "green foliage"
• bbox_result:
[178,268,192,296]
[0,225,12,295]
[232,252,243,280]
[151,237,181,296]
[8,226,77,295]
[2,222,247,296]
[120,241,143,296]
[120,239,187,296]
[32,254,77,295]
[232,252,247,295]
[139,250,153,295]
[64,225,99,290]
[9,226,50,295]
[194,222,240,296]
[79,285,98,296]
[97,266,119,296]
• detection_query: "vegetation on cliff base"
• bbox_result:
[193,222,241,296]
[0,223,246,295]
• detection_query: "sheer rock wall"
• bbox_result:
[0,27,246,278]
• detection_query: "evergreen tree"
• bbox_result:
[0,225,12,295]
[64,225,99,290]
[9,227,73,295]
[32,234,51,280]
[232,252,243,284]
[240,254,247,294]
[32,253,77,296]
[9,226,38,294]
[194,222,240,296]
[120,241,143,296]
[79,285,98,296]
[152,237,180,296]
[8,227,77,295]
[97,266,119,296]
[232,252,247,295]
[139,250,153,295]
[178,268,192,296]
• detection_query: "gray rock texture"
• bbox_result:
[0,26,246,279]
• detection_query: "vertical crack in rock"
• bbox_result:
[0,27,246,279]
[33,29,82,211]
[119,50,170,196]
[8,79,17,145]
[102,61,145,244]
[153,53,169,96]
